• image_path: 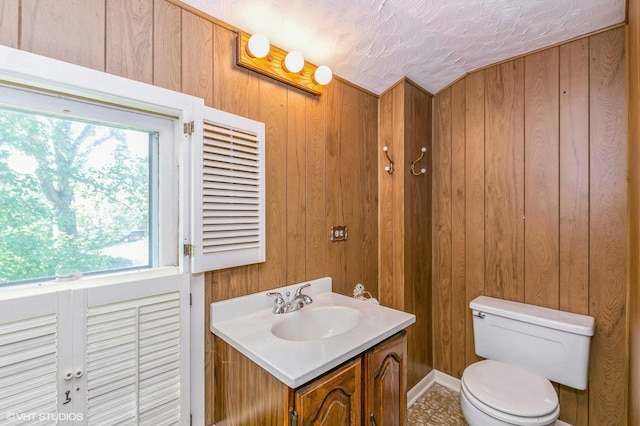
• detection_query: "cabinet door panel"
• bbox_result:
[0,291,74,419]
[365,331,407,426]
[295,358,361,426]
[85,273,190,424]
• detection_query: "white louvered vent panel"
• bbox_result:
[86,306,137,425]
[86,292,181,426]
[0,314,58,423]
[138,296,181,425]
[202,121,262,254]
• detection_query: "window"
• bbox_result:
[0,45,266,288]
[0,46,203,288]
[0,81,179,287]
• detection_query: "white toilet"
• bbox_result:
[460,296,595,426]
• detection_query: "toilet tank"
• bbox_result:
[470,296,595,390]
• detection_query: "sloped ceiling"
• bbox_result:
[181,0,625,94]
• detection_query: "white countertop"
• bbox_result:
[210,277,416,388]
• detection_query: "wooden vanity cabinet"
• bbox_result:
[213,331,407,426]
[291,357,362,425]
[363,330,407,426]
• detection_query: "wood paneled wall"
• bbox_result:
[4,1,635,424]
[432,27,628,425]
[628,0,640,424]
[379,79,433,389]
[1,1,378,424]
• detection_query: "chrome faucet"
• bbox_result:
[267,283,313,314]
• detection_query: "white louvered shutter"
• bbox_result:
[191,106,265,273]
[84,274,189,425]
[0,291,72,425]
[0,275,188,425]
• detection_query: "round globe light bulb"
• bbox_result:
[314,65,333,85]
[247,33,270,58]
[283,51,304,73]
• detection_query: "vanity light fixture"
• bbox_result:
[313,65,333,85]
[246,33,270,58]
[236,31,332,96]
[283,51,305,73]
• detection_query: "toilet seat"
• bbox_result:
[461,360,560,425]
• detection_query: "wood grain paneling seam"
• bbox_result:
[627,1,640,424]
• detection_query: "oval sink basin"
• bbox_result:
[271,306,361,341]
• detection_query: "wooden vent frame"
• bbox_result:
[236,31,324,96]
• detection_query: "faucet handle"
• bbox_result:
[295,283,313,305]
[294,283,311,296]
[266,291,282,297]
[266,291,285,314]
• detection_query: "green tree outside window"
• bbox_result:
[0,108,152,285]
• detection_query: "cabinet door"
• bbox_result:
[0,290,75,421]
[364,331,407,426]
[294,358,361,426]
[0,274,189,424]
[84,274,190,425]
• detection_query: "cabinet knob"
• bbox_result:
[370,413,378,426]
[63,371,73,381]
[74,369,83,378]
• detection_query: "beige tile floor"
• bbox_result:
[407,383,468,426]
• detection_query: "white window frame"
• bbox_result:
[0,44,203,287]
[0,84,177,273]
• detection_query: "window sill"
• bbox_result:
[0,266,182,301]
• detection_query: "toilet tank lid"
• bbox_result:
[470,296,595,336]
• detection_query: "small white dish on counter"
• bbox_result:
[210,277,416,388]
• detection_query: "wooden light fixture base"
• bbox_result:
[236,31,324,96]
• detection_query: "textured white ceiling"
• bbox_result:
[182,0,625,94]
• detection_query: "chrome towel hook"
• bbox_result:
[383,146,395,174]
[410,147,427,176]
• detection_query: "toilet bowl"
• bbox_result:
[461,296,595,426]
[460,360,560,426]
